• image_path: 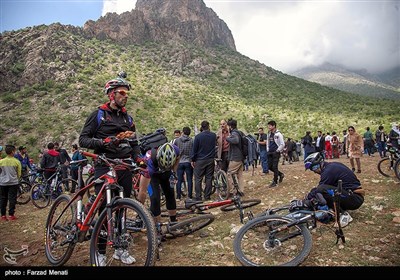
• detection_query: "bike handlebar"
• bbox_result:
[80,150,139,171]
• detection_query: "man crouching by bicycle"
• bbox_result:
[144,143,180,226]
[290,152,364,227]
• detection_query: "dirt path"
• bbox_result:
[1,155,399,267]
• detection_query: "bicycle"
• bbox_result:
[44,151,157,266]
[377,145,399,178]
[213,159,229,201]
[30,164,77,209]
[166,174,261,224]
[233,181,346,266]
[17,167,44,205]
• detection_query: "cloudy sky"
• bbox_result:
[1,0,399,74]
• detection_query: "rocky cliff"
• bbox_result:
[83,0,236,50]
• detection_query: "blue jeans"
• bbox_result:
[177,162,193,199]
[259,150,268,173]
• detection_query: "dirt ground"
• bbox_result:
[1,155,399,268]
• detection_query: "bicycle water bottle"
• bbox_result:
[77,199,84,226]
[51,179,56,191]
[85,194,97,214]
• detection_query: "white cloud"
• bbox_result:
[103,1,399,74]
[102,0,136,16]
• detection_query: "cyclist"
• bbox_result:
[79,77,139,265]
[290,152,364,227]
[40,143,61,180]
[145,142,180,225]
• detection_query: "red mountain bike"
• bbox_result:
[44,151,157,266]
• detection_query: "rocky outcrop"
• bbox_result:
[83,0,236,50]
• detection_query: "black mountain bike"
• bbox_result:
[233,181,345,266]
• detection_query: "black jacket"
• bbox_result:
[79,103,137,159]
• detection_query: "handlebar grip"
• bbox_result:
[80,151,98,160]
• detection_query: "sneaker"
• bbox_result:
[1,215,8,221]
[339,211,353,228]
[96,253,107,266]
[8,215,17,221]
[113,249,136,264]
[279,173,285,183]
[268,182,277,188]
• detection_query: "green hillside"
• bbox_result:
[1,29,399,159]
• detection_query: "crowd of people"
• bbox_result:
[1,70,399,266]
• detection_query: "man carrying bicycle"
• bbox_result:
[290,152,364,227]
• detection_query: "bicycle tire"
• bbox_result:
[215,170,229,200]
[160,206,191,218]
[233,215,312,266]
[394,158,400,181]
[168,214,215,237]
[85,175,96,199]
[377,157,394,178]
[17,181,32,205]
[45,194,77,266]
[57,178,78,194]
[220,199,261,212]
[31,182,51,209]
[90,198,157,266]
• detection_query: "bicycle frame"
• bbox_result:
[51,152,129,243]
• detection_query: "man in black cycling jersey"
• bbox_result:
[290,152,364,227]
[79,75,139,265]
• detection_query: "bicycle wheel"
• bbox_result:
[17,181,32,205]
[394,158,400,181]
[57,178,78,195]
[220,199,261,212]
[377,157,394,178]
[168,214,215,237]
[233,215,312,266]
[45,194,77,266]
[215,170,228,200]
[31,183,51,209]
[90,198,157,266]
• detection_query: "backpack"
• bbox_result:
[96,109,133,130]
[235,130,248,160]
[139,130,168,155]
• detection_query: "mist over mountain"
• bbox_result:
[290,63,400,100]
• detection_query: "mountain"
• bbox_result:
[290,63,400,100]
[83,0,235,50]
[0,0,399,159]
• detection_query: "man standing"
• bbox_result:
[226,119,245,196]
[266,120,285,188]
[314,131,325,156]
[257,127,269,175]
[217,119,230,172]
[191,120,216,201]
[174,127,194,199]
[79,76,139,265]
[14,146,32,178]
[54,142,71,186]
[0,145,21,221]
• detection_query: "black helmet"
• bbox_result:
[117,71,127,79]
[103,78,131,95]
[304,152,324,171]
